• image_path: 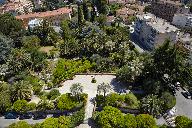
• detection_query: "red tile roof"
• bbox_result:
[16,7,72,20]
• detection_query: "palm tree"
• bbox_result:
[140,94,163,118]
[97,82,111,98]
[115,16,123,27]
[70,83,83,102]
[10,80,32,102]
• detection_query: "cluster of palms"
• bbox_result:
[59,20,136,71]
[0,81,33,113]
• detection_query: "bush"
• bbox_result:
[47,82,54,89]
[91,77,97,83]
[95,106,124,128]
[95,94,105,107]
[58,116,72,128]
[159,124,168,128]
[38,91,48,99]
[13,100,28,113]
[97,93,140,109]
[105,93,123,107]
[53,59,92,84]
[37,99,54,111]
[136,114,157,128]
[24,75,42,95]
[57,94,78,110]
[33,84,43,95]
[8,121,32,128]
[79,93,88,106]
[41,117,59,128]
[47,89,61,100]
[124,93,140,109]
[0,91,12,113]
[70,109,85,127]
[161,92,176,111]
[175,116,192,128]
[124,114,137,128]
[27,102,36,111]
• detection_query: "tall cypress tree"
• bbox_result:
[78,5,84,27]
[91,4,96,22]
[83,0,89,21]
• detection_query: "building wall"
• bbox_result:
[154,31,177,48]
[19,13,71,28]
[134,19,178,50]
[151,1,180,22]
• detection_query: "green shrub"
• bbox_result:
[95,94,105,107]
[27,102,36,111]
[8,121,32,128]
[58,116,72,128]
[124,93,140,109]
[70,109,85,127]
[136,114,157,128]
[37,99,54,111]
[159,124,168,128]
[161,92,176,111]
[95,106,124,128]
[13,100,28,113]
[53,59,92,84]
[41,117,59,128]
[124,114,137,128]
[97,93,140,109]
[57,94,78,110]
[105,93,123,107]
[33,84,43,95]
[0,91,12,113]
[38,91,48,100]
[47,82,54,89]
[91,77,97,83]
[175,116,192,128]
[47,89,61,100]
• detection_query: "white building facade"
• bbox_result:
[134,13,179,50]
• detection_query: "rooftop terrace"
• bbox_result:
[137,13,179,33]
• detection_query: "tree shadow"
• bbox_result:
[89,97,95,105]
[87,118,97,128]
[110,78,128,93]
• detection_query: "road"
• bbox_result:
[175,89,192,119]
[0,117,44,128]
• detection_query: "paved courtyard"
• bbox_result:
[58,75,122,128]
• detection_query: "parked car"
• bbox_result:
[19,113,33,120]
[4,112,18,119]
[182,91,191,99]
